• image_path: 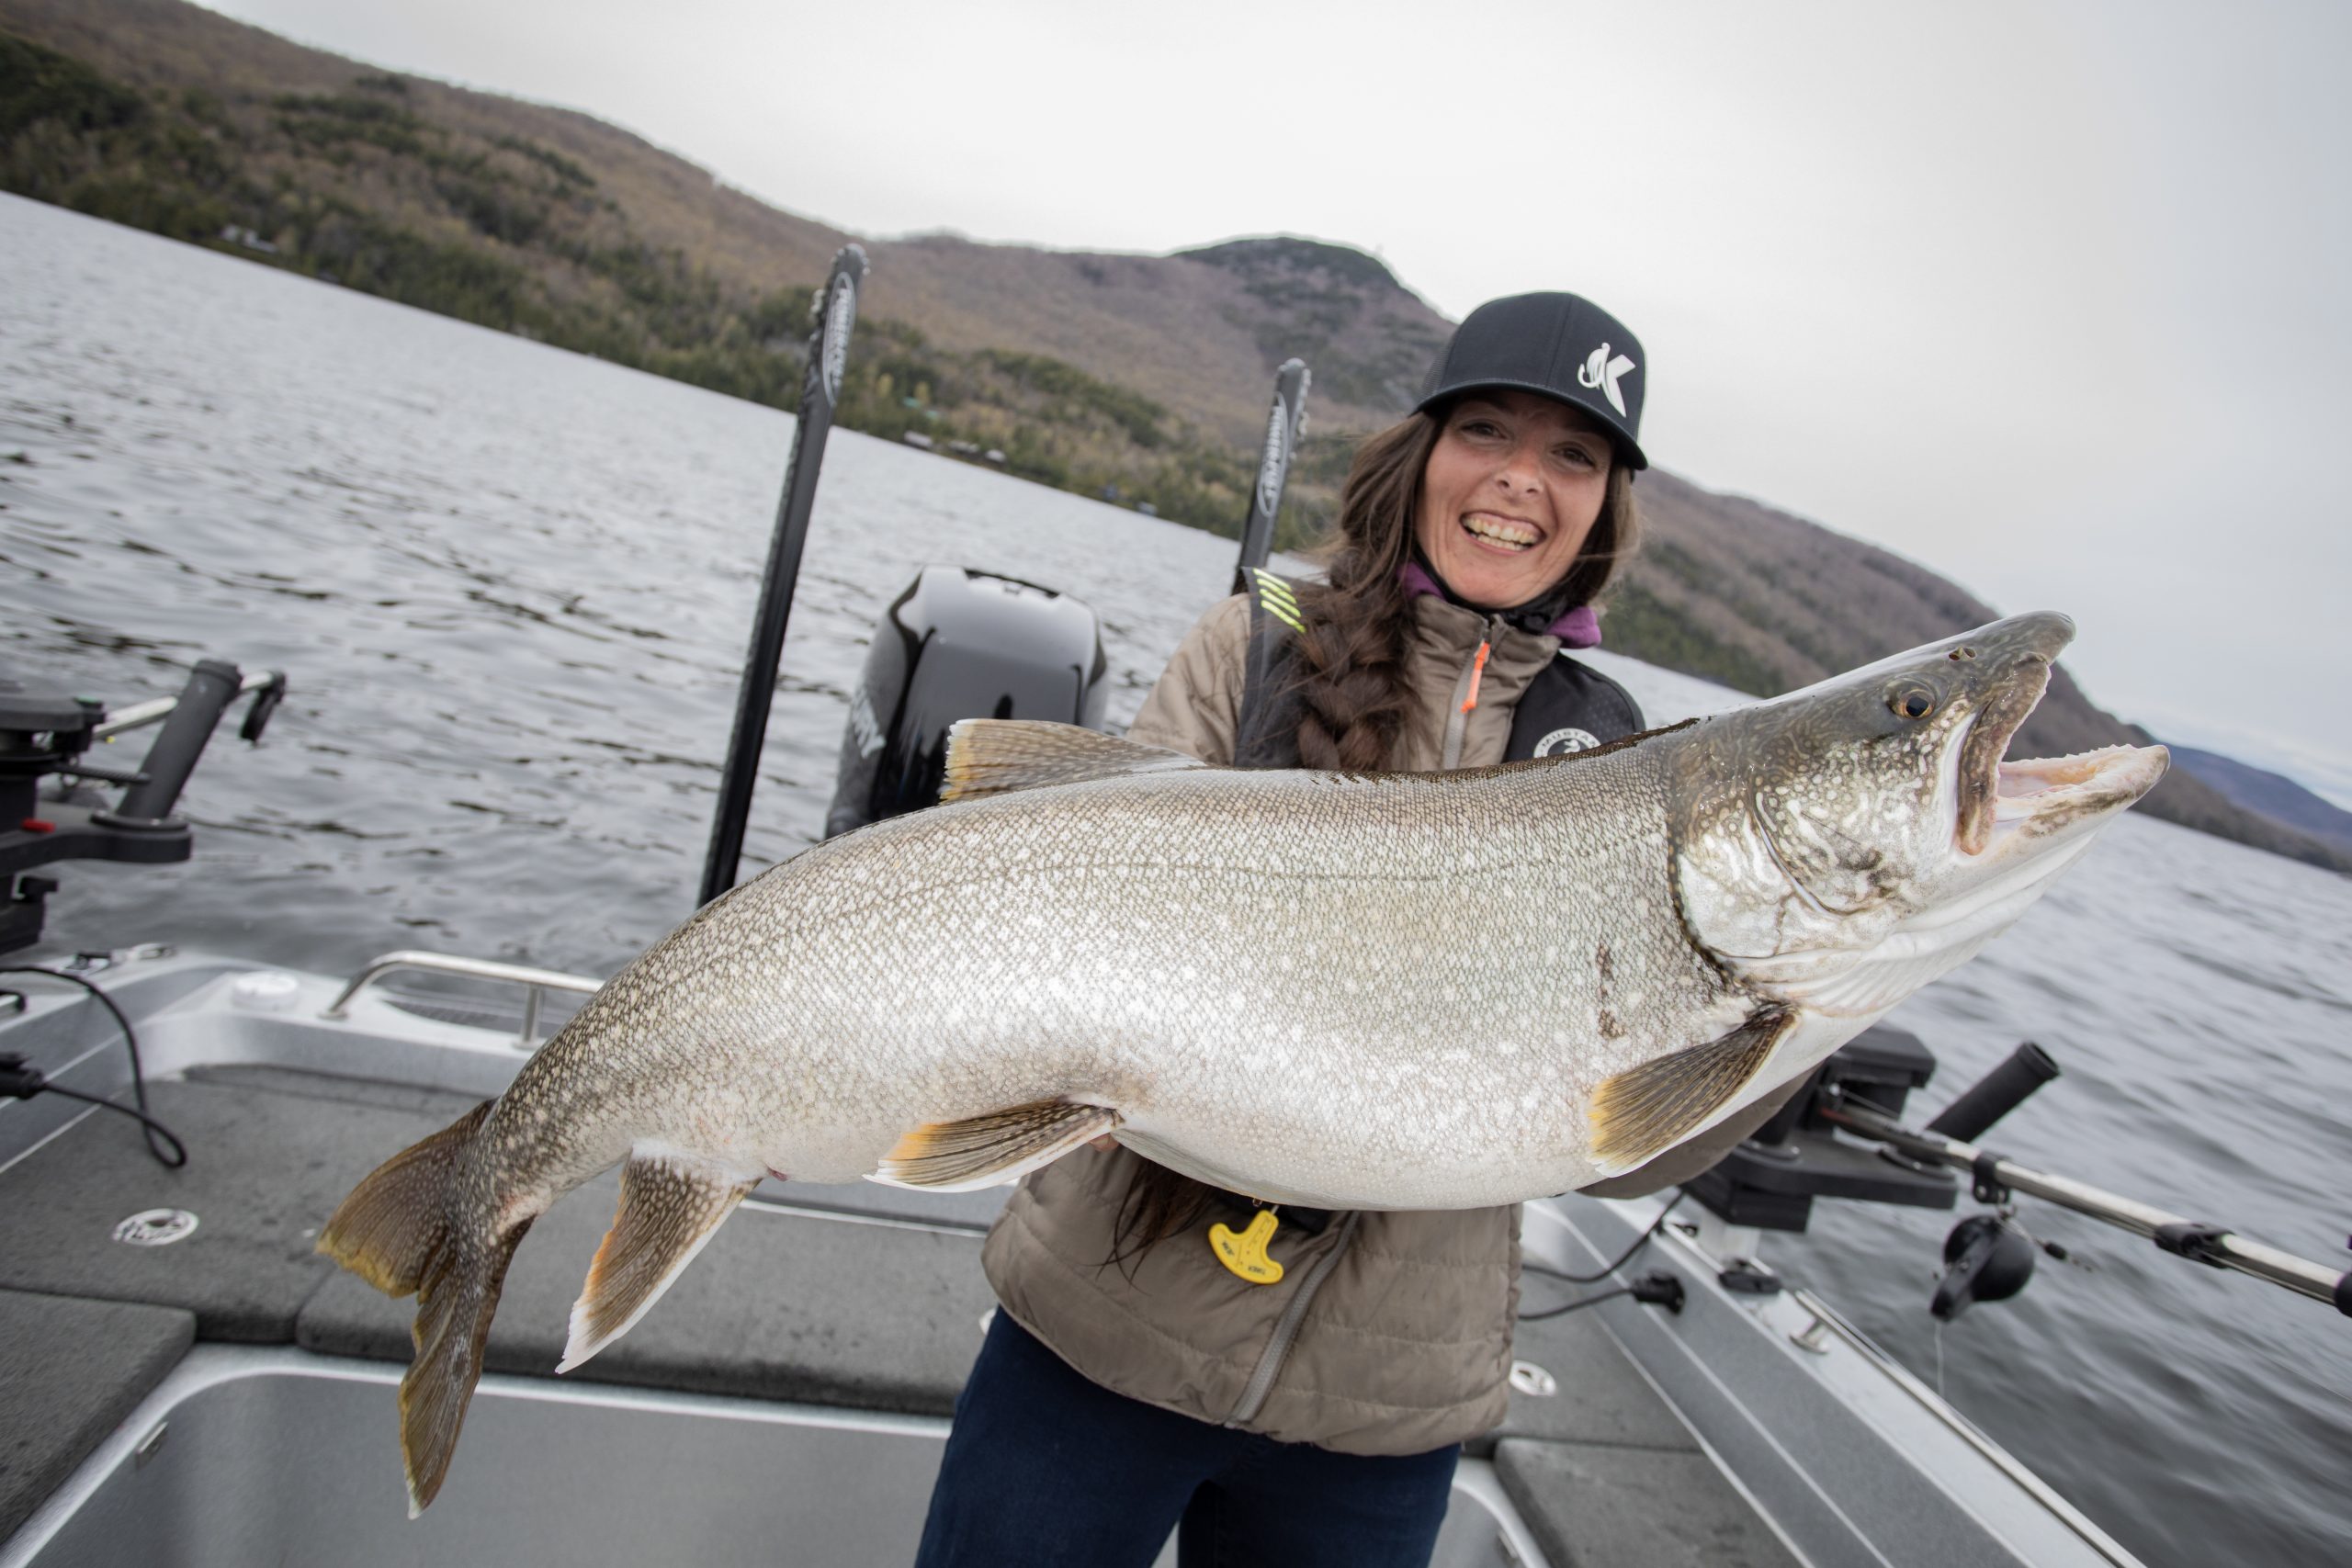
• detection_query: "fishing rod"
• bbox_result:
[1819,1071,2350,1320]
[1229,357,1311,595]
[700,243,867,907]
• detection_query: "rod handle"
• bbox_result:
[1926,1041,2061,1143]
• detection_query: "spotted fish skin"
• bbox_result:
[523,734,1736,1211]
[319,611,2166,1511]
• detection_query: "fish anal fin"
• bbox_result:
[558,1150,758,1375]
[940,719,1204,804]
[874,1100,1120,1191]
[1590,1008,1793,1175]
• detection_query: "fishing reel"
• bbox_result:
[1931,1213,2040,1320]
[1921,1043,2076,1321]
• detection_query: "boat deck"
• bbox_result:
[1,1057,1796,1565]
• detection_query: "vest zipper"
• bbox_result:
[1439,615,1508,771]
[1222,1211,1363,1427]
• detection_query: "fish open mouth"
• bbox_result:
[1955,660,2167,854]
[1978,746,2168,852]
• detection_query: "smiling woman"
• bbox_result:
[914,294,1801,1568]
[1417,389,1618,609]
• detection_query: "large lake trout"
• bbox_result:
[322,611,2165,1510]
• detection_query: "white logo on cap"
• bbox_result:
[1577,344,1635,418]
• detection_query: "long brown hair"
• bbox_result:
[1108,402,1644,1264]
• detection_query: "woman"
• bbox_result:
[915,292,1781,1567]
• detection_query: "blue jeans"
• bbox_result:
[912,1312,1460,1568]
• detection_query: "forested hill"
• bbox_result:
[3,0,2342,873]
[0,0,1448,539]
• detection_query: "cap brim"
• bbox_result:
[1415,378,1647,471]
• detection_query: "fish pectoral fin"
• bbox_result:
[940,719,1205,803]
[873,1100,1121,1191]
[1590,1007,1793,1176]
[558,1150,760,1375]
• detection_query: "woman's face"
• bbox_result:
[1413,390,1613,611]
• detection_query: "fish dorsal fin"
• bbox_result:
[559,1149,761,1374]
[940,719,1205,804]
[1589,1007,1793,1176]
[872,1099,1121,1190]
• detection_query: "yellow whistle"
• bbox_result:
[1209,1209,1284,1285]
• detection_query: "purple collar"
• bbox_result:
[1397,562,1601,649]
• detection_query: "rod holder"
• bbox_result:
[1925,1042,2060,1143]
[99,660,242,828]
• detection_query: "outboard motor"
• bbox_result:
[826,567,1109,837]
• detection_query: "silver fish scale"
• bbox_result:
[481,742,1742,1213]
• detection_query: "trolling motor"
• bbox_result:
[0,660,286,953]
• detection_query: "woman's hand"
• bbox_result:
[1088,1134,1119,1153]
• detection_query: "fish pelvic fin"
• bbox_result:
[558,1149,760,1377]
[400,1213,532,1517]
[1590,1007,1793,1176]
[874,1100,1121,1191]
[940,719,1204,804]
[316,1100,492,1297]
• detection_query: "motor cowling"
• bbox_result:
[826,566,1109,838]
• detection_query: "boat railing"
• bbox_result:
[320,951,604,1047]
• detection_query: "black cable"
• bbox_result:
[1518,1284,1637,1323]
[1522,1190,1686,1286]
[18,1077,189,1167]
[0,964,187,1168]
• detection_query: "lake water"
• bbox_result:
[4,194,2346,1568]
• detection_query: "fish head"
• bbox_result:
[1666,612,2167,1016]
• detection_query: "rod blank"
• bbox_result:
[700,244,868,908]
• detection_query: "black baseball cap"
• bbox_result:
[1415,292,1648,470]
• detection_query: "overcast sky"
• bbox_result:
[200,1,2352,805]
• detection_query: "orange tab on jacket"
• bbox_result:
[1460,640,1491,714]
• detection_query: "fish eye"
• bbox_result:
[1890,686,1937,721]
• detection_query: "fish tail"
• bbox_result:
[317,1100,526,1515]
[318,1100,492,1296]
[397,1211,530,1516]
